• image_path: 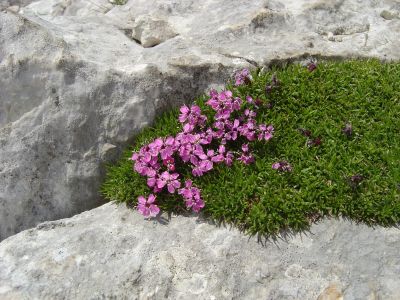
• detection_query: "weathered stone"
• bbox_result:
[380,10,400,20]
[1,0,400,240]
[0,0,35,11]
[0,10,232,240]
[99,143,118,161]
[5,5,19,13]
[0,203,399,299]
[317,284,343,300]
[131,15,178,47]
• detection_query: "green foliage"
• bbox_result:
[111,0,127,5]
[101,59,400,236]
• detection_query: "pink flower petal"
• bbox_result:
[147,194,156,204]
[180,105,190,114]
[149,204,160,217]
[147,177,156,188]
[167,184,175,193]
[138,196,146,204]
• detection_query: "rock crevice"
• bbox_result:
[1,0,400,240]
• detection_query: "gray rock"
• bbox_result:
[1,0,400,239]
[99,143,118,161]
[5,5,20,13]
[131,15,178,48]
[0,11,231,240]
[380,10,400,20]
[0,203,399,299]
[0,0,36,11]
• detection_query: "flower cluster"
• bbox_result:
[131,70,275,218]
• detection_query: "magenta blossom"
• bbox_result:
[178,180,205,212]
[234,68,252,86]
[238,154,254,165]
[225,151,234,166]
[192,159,213,177]
[258,124,274,141]
[157,171,181,193]
[179,104,207,130]
[137,194,160,218]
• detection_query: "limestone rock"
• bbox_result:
[0,11,231,240]
[380,10,400,20]
[0,0,35,11]
[1,0,400,239]
[99,143,118,161]
[318,284,343,300]
[131,15,178,48]
[5,5,20,13]
[0,203,399,299]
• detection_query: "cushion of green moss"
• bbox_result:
[101,59,400,236]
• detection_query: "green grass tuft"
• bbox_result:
[101,59,400,236]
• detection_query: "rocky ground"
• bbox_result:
[1,203,399,299]
[0,0,400,298]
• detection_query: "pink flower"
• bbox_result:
[137,194,160,218]
[191,198,205,212]
[244,109,256,118]
[178,180,205,212]
[192,159,213,177]
[206,90,240,121]
[157,171,181,193]
[225,151,234,166]
[147,174,157,188]
[179,105,207,129]
[238,153,254,165]
[234,68,252,86]
[258,124,274,141]
[160,145,174,160]
[178,105,190,123]
[272,162,281,170]
[148,138,163,157]
[272,161,293,172]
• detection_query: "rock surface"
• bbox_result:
[1,0,400,239]
[0,0,35,11]
[131,15,178,48]
[0,203,399,299]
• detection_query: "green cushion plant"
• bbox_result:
[101,59,400,237]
